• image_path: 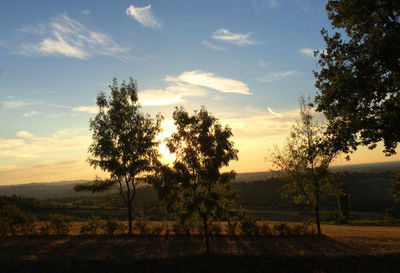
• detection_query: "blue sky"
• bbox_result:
[0,0,396,185]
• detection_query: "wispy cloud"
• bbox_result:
[212,29,256,46]
[81,9,91,15]
[126,4,161,29]
[267,107,282,118]
[23,111,38,117]
[299,47,315,57]
[140,85,206,107]
[264,0,279,9]
[0,128,90,161]
[202,40,224,51]
[3,100,32,108]
[16,130,35,139]
[17,14,128,60]
[72,105,98,114]
[166,70,252,95]
[253,0,279,9]
[137,70,251,106]
[259,70,297,82]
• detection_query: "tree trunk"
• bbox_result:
[128,205,133,236]
[314,182,321,235]
[314,206,321,235]
[203,217,210,254]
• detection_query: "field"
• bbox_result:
[1,223,400,273]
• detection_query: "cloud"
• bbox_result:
[202,40,224,51]
[82,9,91,15]
[3,100,32,108]
[265,0,279,8]
[220,106,299,140]
[0,128,90,161]
[18,14,128,60]
[166,70,251,95]
[23,111,38,117]
[72,105,98,114]
[126,4,161,29]
[16,131,35,139]
[136,70,250,106]
[259,70,297,82]
[299,47,315,57]
[212,29,256,46]
[139,84,207,106]
[267,107,282,118]
[253,0,279,9]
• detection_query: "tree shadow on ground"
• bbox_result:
[1,235,399,273]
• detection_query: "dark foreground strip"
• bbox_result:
[1,254,400,273]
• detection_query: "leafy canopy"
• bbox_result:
[270,98,336,234]
[74,77,162,235]
[154,106,239,224]
[315,0,400,155]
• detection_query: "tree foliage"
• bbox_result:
[153,106,238,253]
[74,78,162,235]
[315,0,400,155]
[269,98,336,234]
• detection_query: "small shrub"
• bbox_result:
[239,215,259,236]
[50,214,73,235]
[134,216,149,235]
[273,223,291,236]
[38,222,51,235]
[259,222,271,236]
[0,205,28,235]
[20,215,37,235]
[80,215,103,235]
[209,222,222,235]
[0,216,9,236]
[102,218,124,235]
[152,225,164,236]
[226,219,238,236]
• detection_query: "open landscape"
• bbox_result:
[2,0,400,272]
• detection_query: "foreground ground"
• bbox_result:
[1,224,400,273]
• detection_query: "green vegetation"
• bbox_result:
[74,78,162,235]
[154,107,239,253]
[315,0,400,156]
[269,98,337,234]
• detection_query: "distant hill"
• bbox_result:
[1,161,399,200]
[0,180,90,199]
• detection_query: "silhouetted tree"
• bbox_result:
[315,0,400,156]
[269,98,336,235]
[74,78,162,235]
[153,106,238,253]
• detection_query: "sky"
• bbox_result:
[0,0,398,185]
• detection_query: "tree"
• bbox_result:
[269,98,336,235]
[153,106,238,253]
[74,78,162,235]
[315,0,400,156]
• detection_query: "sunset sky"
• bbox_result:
[0,0,398,185]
